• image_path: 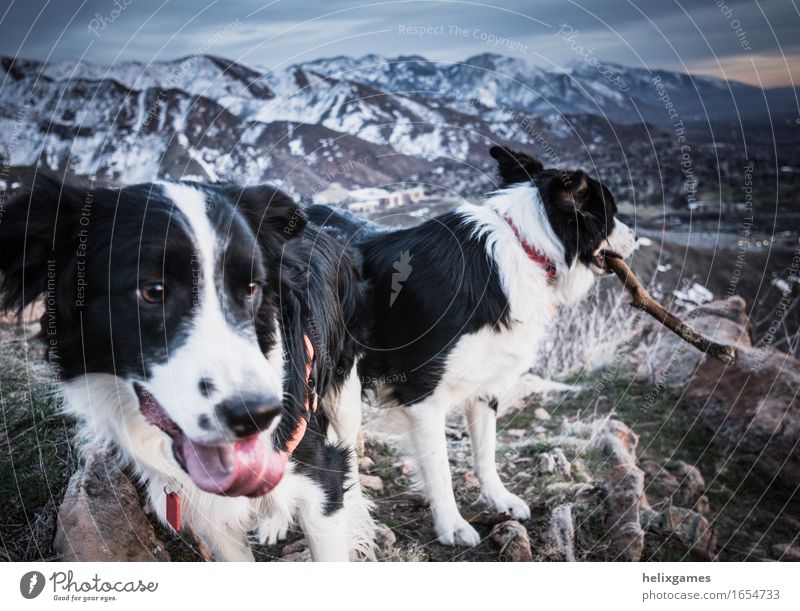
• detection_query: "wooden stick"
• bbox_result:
[602,252,736,365]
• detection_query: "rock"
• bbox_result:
[683,303,800,487]
[281,539,308,555]
[53,445,169,561]
[462,471,480,489]
[570,458,592,483]
[360,474,384,493]
[445,426,467,439]
[540,482,597,506]
[358,456,375,473]
[670,461,710,513]
[506,428,526,439]
[603,418,639,454]
[683,497,708,516]
[642,460,681,510]
[490,520,532,561]
[533,407,551,421]
[535,452,556,475]
[400,458,415,476]
[642,506,717,560]
[552,448,572,479]
[637,297,800,489]
[542,504,576,561]
[771,543,800,561]
[592,420,645,561]
[642,460,710,514]
[535,449,571,479]
[281,550,312,562]
[532,426,547,436]
[375,523,397,555]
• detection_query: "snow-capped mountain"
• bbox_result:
[301,53,799,126]
[0,53,794,199]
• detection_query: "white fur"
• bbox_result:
[401,401,481,546]
[604,218,637,260]
[466,398,530,519]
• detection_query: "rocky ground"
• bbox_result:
[1,294,799,562]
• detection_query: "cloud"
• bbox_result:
[688,52,800,88]
[0,0,797,86]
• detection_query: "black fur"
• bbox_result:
[359,212,509,405]
[309,206,511,406]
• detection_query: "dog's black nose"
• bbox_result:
[215,394,282,438]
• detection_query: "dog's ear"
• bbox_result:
[489,145,544,185]
[227,185,307,244]
[550,171,590,209]
[0,173,81,312]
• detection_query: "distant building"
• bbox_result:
[347,199,381,214]
[311,182,350,205]
[345,186,427,213]
[404,186,425,204]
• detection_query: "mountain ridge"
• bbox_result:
[0,53,795,205]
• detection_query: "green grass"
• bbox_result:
[0,383,67,510]
[517,438,558,457]
[510,368,800,560]
[528,369,710,464]
[0,327,75,560]
[365,439,400,483]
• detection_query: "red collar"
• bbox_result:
[502,216,557,282]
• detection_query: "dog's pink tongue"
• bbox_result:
[178,436,285,497]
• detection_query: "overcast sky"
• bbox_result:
[0,0,797,87]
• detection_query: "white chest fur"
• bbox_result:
[434,206,563,406]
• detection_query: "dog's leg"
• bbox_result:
[465,398,530,520]
[325,363,377,559]
[327,362,363,447]
[402,403,480,547]
[200,526,256,562]
[299,506,349,562]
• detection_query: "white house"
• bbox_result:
[311,182,350,205]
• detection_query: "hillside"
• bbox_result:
[1,54,797,209]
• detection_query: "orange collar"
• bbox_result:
[281,334,317,461]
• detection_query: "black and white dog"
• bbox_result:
[308,146,636,546]
[0,175,373,561]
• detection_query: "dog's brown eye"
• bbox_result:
[244,282,261,302]
[138,281,166,304]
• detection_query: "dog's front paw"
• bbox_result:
[258,517,290,546]
[435,517,481,547]
[485,491,531,521]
